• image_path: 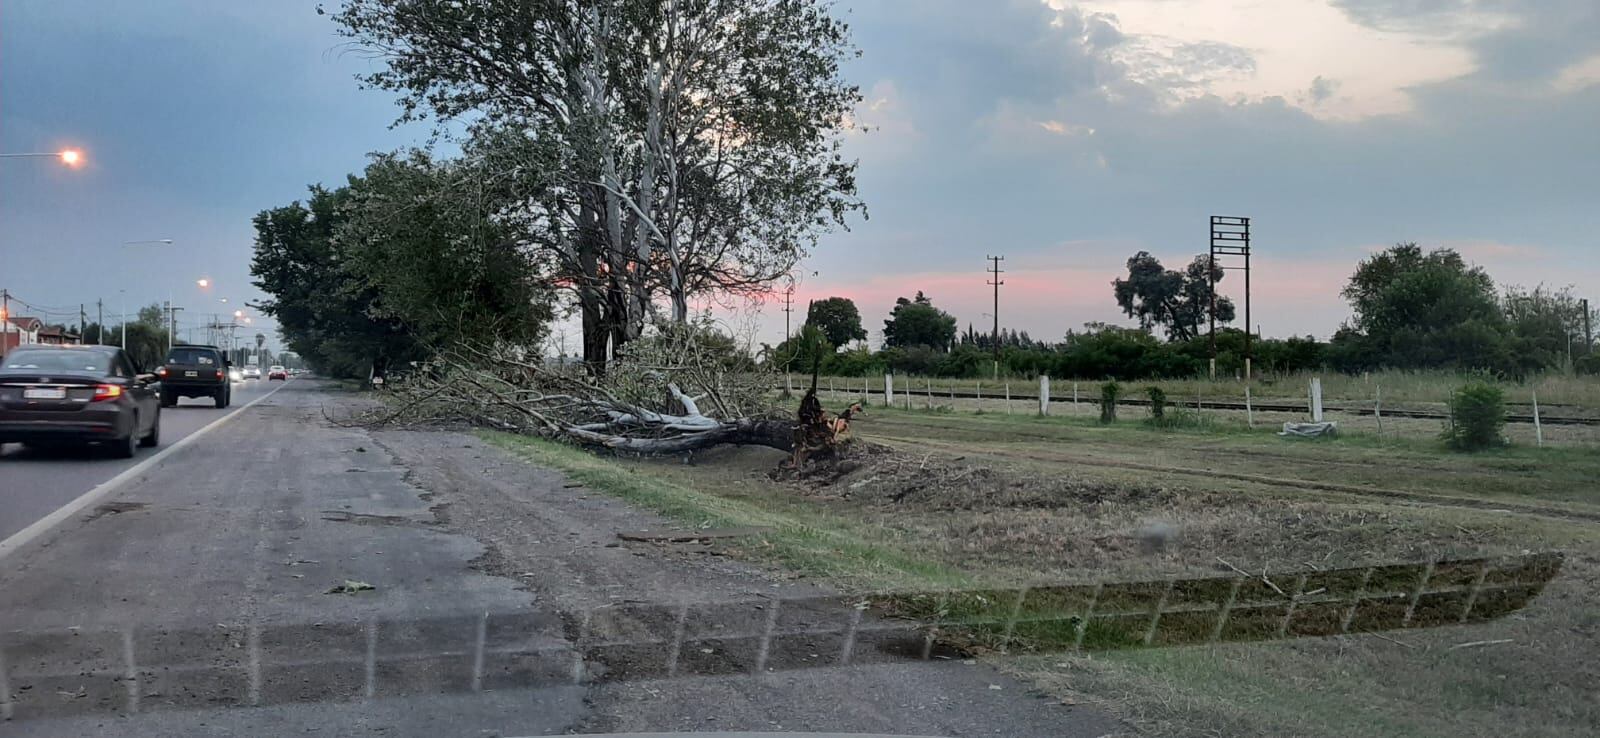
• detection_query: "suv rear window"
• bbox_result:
[166,348,221,365]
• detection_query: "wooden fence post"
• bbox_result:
[1245,385,1254,429]
[1005,383,1012,414]
[1374,385,1384,436]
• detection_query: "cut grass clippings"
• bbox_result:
[480,431,972,593]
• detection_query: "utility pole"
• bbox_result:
[1583,298,1593,356]
[96,300,103,345]
[781,285,795,340]
[1209,216,1252,380]
[986,255,1004,379]
[79,304,86,344]
[165,303,184,350]
[1,289,10,350]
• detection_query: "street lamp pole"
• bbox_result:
[122,239,175,349]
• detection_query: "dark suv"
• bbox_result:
[157,345,232,408]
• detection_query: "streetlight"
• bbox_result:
[1,149,84,167]
[123,239,177,349]
[196,278,210,289]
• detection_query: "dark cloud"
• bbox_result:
[1308,75,1340,104]
[1332,0,1600,82]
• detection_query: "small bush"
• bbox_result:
[1443,382,1506,451]
[1100,381,1121,423]
[1146,387,1167,419]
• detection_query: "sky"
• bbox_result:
[2,0,1597,354]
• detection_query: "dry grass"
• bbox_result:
[490,406,1600,737]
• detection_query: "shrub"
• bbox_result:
[1100,381,1121,423]
[1443,382,1506,451]
[1146,386,1167,419]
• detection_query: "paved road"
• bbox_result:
[0,380,1121,737]
[0,378,284,542]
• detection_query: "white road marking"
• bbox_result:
[0,381,289,563]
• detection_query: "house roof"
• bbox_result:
[5,316,43,331]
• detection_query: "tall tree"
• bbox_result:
[804,296,866,349]
[1333,243,1512,371]
[337,151,553,350]
[882,291,957,352]
[331,0,864,372]
[1111,251,1235,341]
[250,185,417,379]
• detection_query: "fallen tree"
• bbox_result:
[365,326,810,455]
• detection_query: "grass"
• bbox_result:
[864,406,1600,509]
[479,431,973,592]
[480,409,1600,738]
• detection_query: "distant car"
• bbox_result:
[242,365,261,379]
[268,365,288,381]
[228,367,244,382]
[0,344,162,457]
[157,344,232,408]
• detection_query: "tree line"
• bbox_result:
[779,243,1595,380]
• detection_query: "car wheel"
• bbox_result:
[110,422,139,459]
[214,388,227,408]
[160,390,176,407]
[140,408,161,447]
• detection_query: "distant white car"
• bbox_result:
[242,366,262,379]
[268,365,288,381]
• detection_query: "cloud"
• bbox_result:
[1307,75,1341,105]
[1331,0,1600,83]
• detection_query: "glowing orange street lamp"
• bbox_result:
[196,278,211,288]
[0,149,84,166]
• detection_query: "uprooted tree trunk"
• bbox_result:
[365,333,799,455]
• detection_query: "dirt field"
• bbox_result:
[487,404,1600,737]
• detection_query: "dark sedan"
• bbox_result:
[0,345,162,458]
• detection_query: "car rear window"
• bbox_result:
[1,350,110,373]
[166,348,220,365]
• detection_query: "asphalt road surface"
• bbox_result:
[0,379,1122,737]
[0,378,285,542]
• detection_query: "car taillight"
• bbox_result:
[215,369,224,379]
[155,367,168,377]
[92,384,123,402]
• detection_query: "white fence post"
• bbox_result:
[1073,382,1079,414]
[1533,391,1544,447]
[884,374,894,407]
[1310,377,1324,423]
[1039,375,1051,416]
[1005,383,1012,414]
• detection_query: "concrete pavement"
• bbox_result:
[0,378,283,542]
[0,380,1125,737]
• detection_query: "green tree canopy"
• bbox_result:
[1111,251,1235,341]
[805,297,866,349]
[882,292,958,352]
[1332,243,1515,372]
